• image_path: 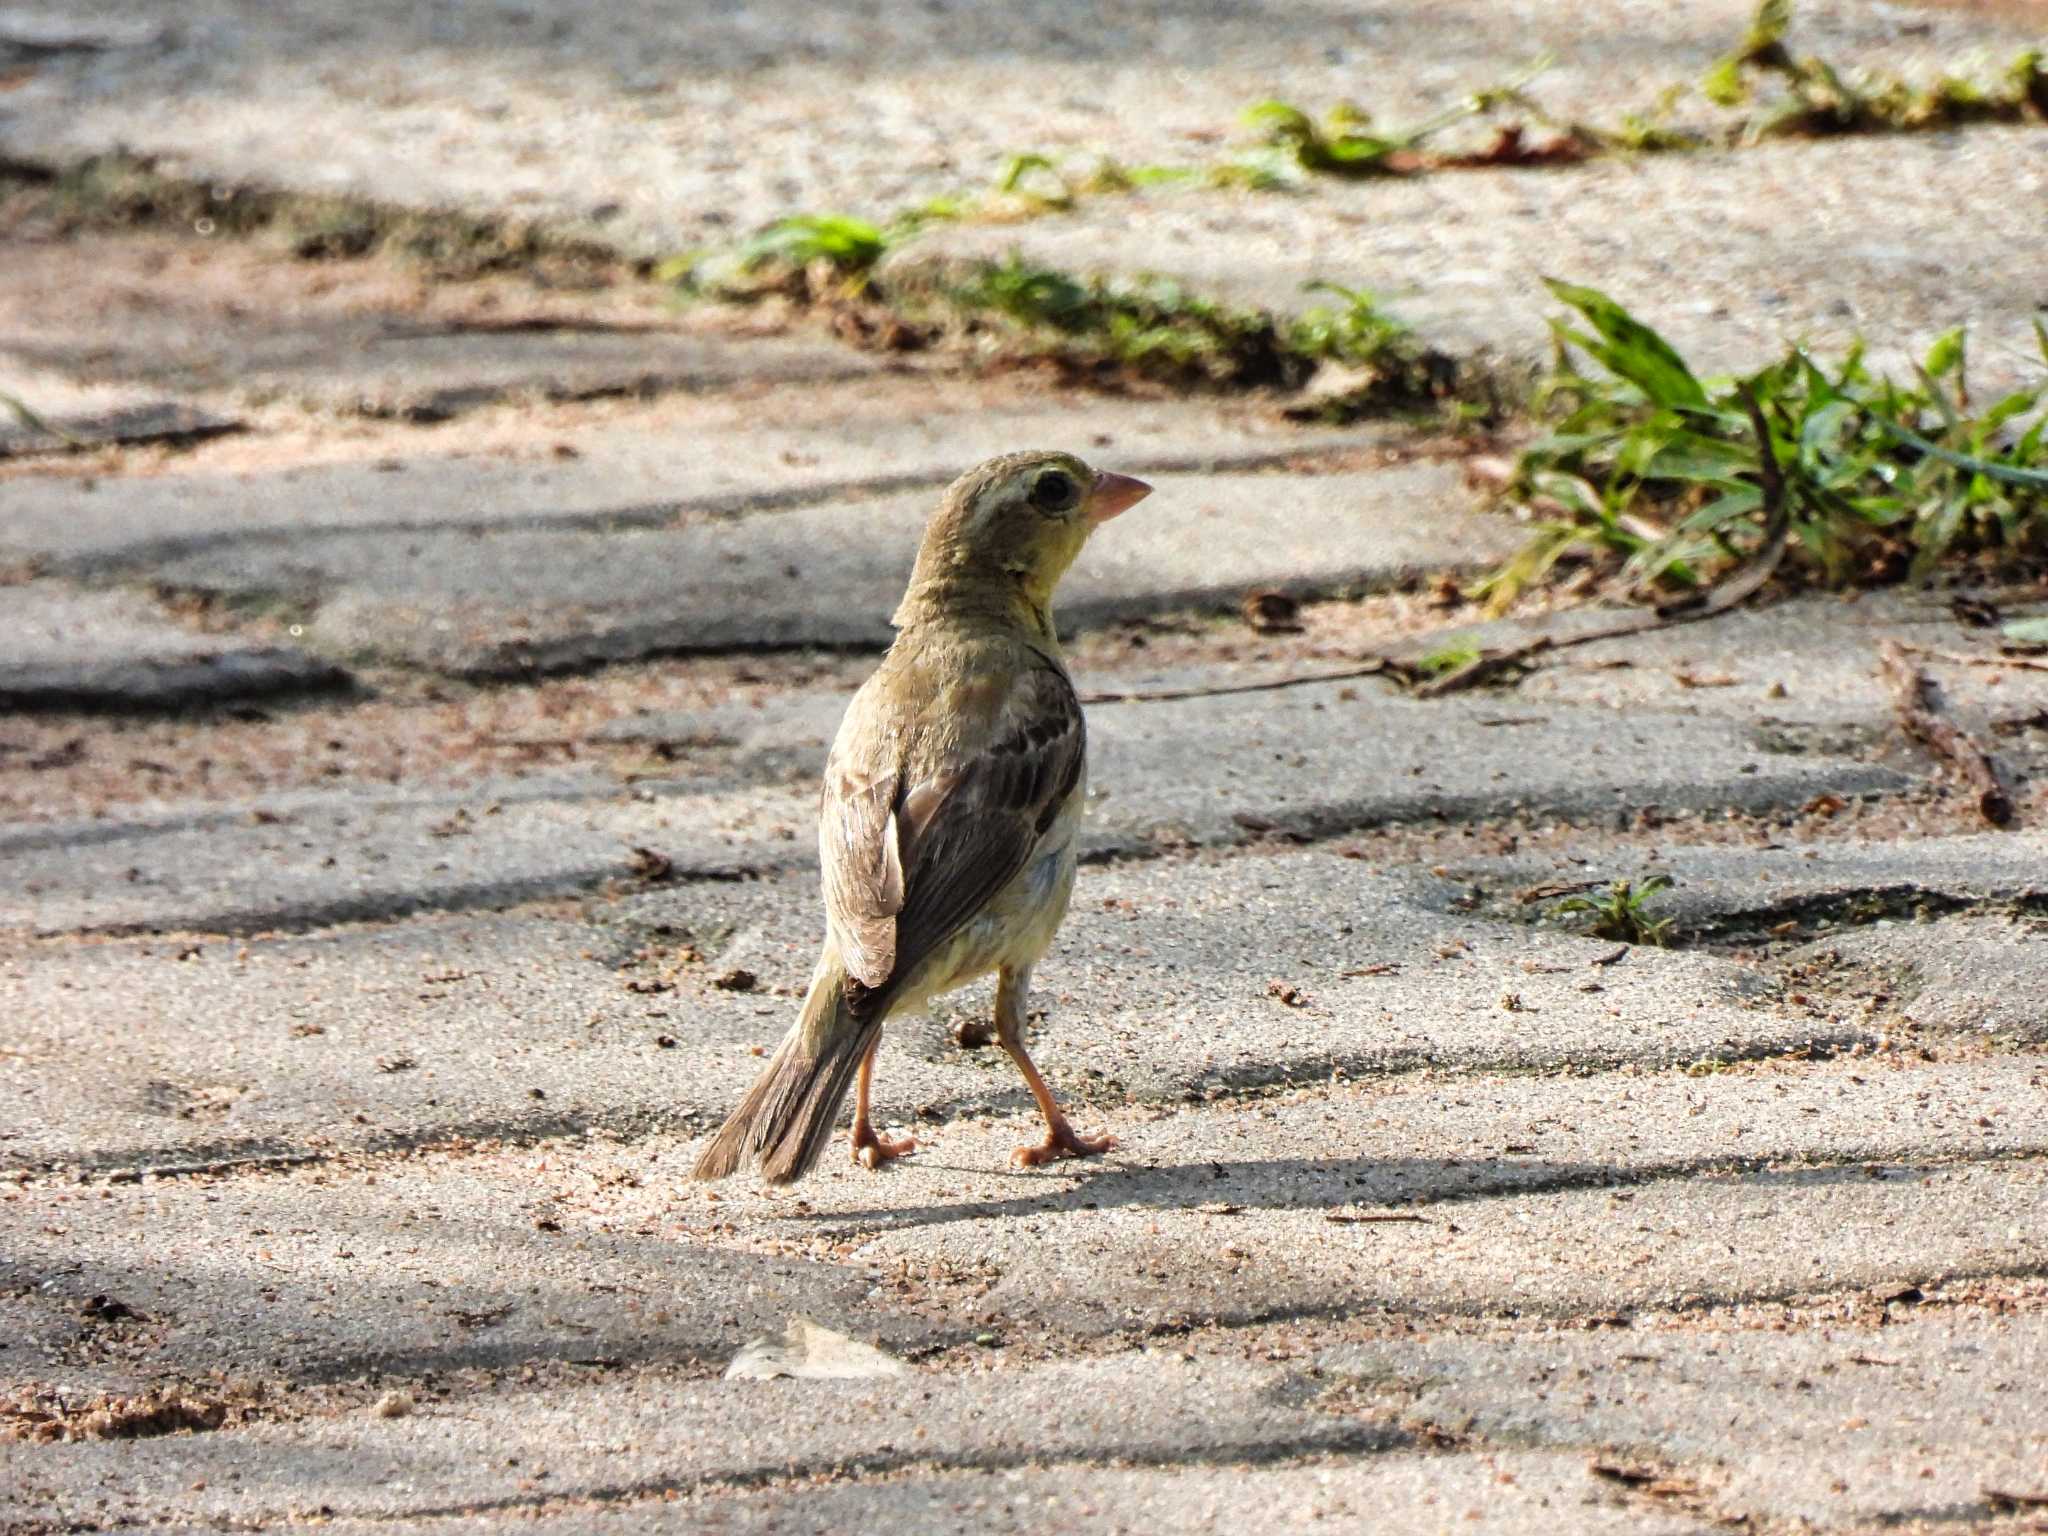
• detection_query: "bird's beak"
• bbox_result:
[1085,470,1153,525]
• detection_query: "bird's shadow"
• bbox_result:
[784,1149,1917,1233]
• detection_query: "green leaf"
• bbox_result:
[650,250,702,287]
[1640,428,1760,485]
[1979,388,2044,432]
[1417,636,1483,675]
[1922,327,1966,380]
[1242,100,1313,133]
[1677,485,1766,533]
[1871,412,2048,491]
[1542,280,1708,410]
[0,389,83,446]
[1701,55,1749,106]
[2002,617,2048,646]
[1748,0,1792,51]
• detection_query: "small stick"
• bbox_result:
[1422,391,1794,697]
[1081,659,1400,706]
[1653,386,1792,622]
[1325,1211,1431,1224]
[1984,1488,2048,1513]
[1892,643,2048,676]
[1103,390,1800,706]
[1879,640,2014,827]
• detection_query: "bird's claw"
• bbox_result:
[1011,1124,1117,1169]
[851,1123,917,1170]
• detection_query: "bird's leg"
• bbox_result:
[849,1033,916,1170]
[995,965,1116,1168]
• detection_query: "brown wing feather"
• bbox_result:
[818,752,902,990]
[879,665,1084,1008]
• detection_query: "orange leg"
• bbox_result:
[996,966,1116,1169]
[849,1033,916,1170]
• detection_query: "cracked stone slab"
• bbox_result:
[1,381,1365,567]
[0,775,812,937]
[0,1338,1519,1527]
[717,1112,2046,1334]
[2,235,889,418]
[893,128,2048,393]
[1,0,2031,254]
[21,587,1947,934]
[0,624,1919,936]
[4,1065,2044,1507]
[1463,589,2037,728]
[250,326,882,421]
[0,11,166,54]
[3,834,2022,1171]
[0,581,347,710]
[1080,681,1911,855]
[0,363,240,454]
[593,583,2000,776]
[1323,1307,2048,1529]
[0,399,239,459]
[8,1433,1713,1536]
[0,1149,917,1394]
[598,659,1920,852]
[1799,914,2048,1044]
[147,464,1511,674]
[1606,832,2048,928]
[1437,827,2048,933]
[1431,831,2048,1040]
[314,1454,1715,1536]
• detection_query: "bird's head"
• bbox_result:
[894,450,1152,637]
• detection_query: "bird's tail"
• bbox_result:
[691,965,881,1185]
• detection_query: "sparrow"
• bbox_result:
[692,450,1152,1184]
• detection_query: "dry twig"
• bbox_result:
[1095,388,1799,707]
[1892,643,2048,676]
[1879,640,2013,827]
[1079,659,1400,705]
[1325,1211,1431,1225]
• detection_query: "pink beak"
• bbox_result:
[1086,470,1153,525]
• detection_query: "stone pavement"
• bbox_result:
[4,0,2038,254]
[6,3,2048,1533]
[895,127,2048,389]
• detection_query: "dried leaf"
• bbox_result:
[726,1317,910,1381]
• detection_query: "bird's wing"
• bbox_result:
[820,659,1084,1007]
[818,704,904,991]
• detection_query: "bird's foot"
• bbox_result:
[1011,1120,1117,1169]
[954,1017,994,1048]
[850,1121,917,1171]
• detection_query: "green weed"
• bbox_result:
[1480,281,2048,609]
[1552,876,1676,946]
[1416,636,1484,676]
[4,152,617,280]
[931,258,1312,386]
[676,212,903,298]
[1238,57,1559,180]
[1288,282,1410,363]
[1241,4,2045,182]
[1702,0,2048,139]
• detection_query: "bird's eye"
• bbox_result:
[1030,469,1080,513]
